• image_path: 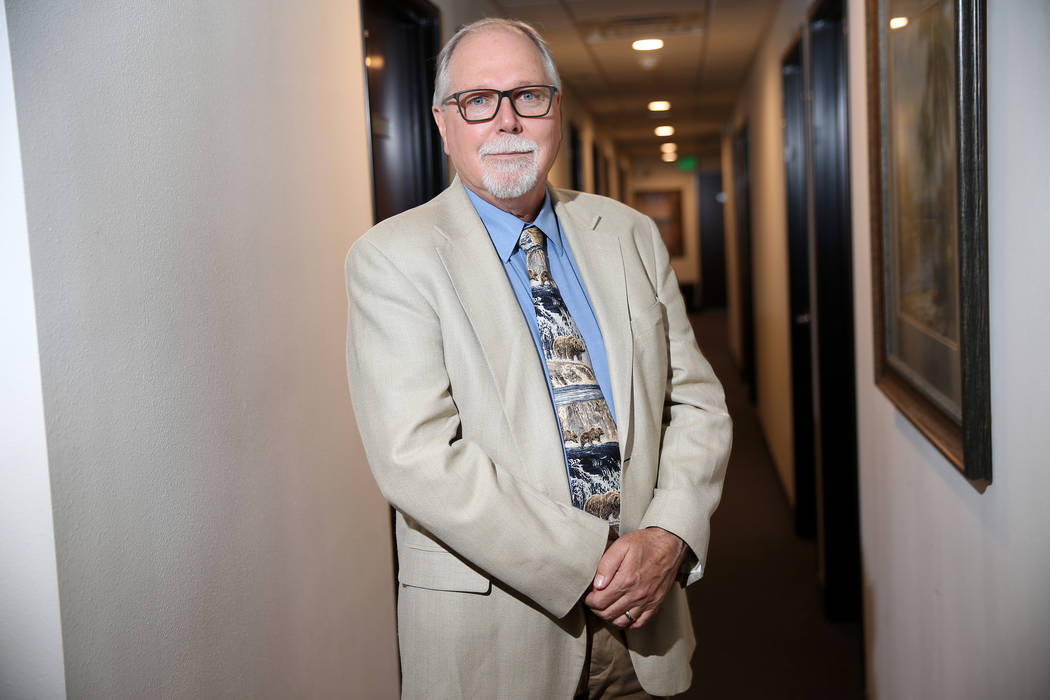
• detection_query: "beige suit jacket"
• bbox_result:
[345,178,732,699]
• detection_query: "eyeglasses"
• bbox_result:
[443,85,558,123]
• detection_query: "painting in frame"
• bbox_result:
[867,0,990,486]
[633,190,684,257]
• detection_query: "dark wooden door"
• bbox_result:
[782,42,817,539]
[732,125,756,403]
[698,171,727,309]
[570,123,583,191]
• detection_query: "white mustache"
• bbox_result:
[478,135,538,157]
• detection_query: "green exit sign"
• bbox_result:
[676,155,698,171]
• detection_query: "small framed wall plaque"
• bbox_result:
[633,190,685,257]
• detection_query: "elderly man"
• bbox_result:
[346,17,731,699]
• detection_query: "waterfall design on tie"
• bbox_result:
[518,225,622,527]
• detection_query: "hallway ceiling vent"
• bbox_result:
[581,14,705,44]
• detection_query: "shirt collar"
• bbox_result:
[463,184,563,263]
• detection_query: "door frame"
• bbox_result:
[781,37,818,540]
[806,0,861,622]
[361,0,443,224]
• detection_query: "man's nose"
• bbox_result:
[493,94,523,133]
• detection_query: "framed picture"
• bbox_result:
[633,190,684,257]
[867,0,990,486]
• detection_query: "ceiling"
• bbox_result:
[488,0,780,165]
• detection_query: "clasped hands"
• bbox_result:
[584,526,687,630]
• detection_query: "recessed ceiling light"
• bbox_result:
[660,142,677,153]
[648,100,671,112]
[632,39,664,51]
[654,125,674,137]
[889,17,908,29]
[661,152,678,162]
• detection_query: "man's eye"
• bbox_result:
[465,93,493,107]
[517,90,538,101]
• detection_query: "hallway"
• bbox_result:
[681,312,864,699]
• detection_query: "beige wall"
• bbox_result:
[552,91,624,199]
[629,166,701,285]
[724,0,810,500]
[6,1,398,697]
[596,136,621,201]
[550,88,592,191]
[617,155,633,203]
[721,132,743,368]
[849,0,1050,697]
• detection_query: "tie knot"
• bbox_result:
[518,225,545,253]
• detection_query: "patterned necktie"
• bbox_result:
[517,225,622,528]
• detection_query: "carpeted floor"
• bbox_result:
[675,311,865,699]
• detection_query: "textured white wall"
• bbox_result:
[7,1,397,697]
[0,3,67,696]
[849,0,1050,697]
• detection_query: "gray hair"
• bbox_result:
[432,18,561,108]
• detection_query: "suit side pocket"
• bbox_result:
[398,545,492,594]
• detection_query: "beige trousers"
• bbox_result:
[575,610,664,700]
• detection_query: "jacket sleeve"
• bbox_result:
[345,236,610,617]
[635,216,733,586]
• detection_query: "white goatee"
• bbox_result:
[478,134,540,199]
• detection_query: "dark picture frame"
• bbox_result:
[633,190,684,257]
[867,0,990,486]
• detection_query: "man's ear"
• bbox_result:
[432,106,450,156]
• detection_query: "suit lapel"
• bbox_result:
[432,181,570,502]
[553,191,634,458]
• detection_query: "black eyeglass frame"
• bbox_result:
[442,85,559,123]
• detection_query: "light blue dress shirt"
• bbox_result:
[464,186,618,479]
